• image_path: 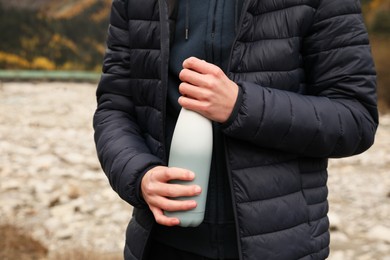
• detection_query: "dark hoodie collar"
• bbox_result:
[184,0,241,40]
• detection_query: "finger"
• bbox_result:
[178,95,209,115]
[179,82,212,101]
[156,182,202,198]
[141,168,201,204]
[154,167,195,182]
[149,206,180,226]
[179,68,210,88]
[182,57,221,76]
[150,196,197,212]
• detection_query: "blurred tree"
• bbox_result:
[371,10,390,34]
[0,1,110,71]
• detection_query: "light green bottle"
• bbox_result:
[165,108,213,227]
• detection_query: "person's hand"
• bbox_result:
[141,166,202,226]
[178,57,239,123]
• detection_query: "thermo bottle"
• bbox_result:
[164,108,213,227]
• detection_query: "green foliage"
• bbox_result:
[370,35,390,112]
[0,2,109,71]
[371,10,390,34]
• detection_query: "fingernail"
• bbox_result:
[188,171,195,179]
[195,186,201,194]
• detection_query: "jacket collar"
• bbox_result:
[167,0,178,19]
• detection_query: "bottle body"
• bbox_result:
[165,108,213,227]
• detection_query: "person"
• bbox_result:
[93,0,378,259]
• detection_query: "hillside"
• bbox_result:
[0,0,111,71]
[0,0,49,11]
[0,0,111,18]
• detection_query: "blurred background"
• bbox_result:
[0,0,389,259]
[0,0,110,72]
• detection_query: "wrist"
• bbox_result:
[221,83,243,127]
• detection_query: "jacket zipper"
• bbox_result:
[210,0,219,255]
[226,0,248,76]
[225,1,249,260]
[210,0,218,63]
[160,0,173,164]
[223,135,243,260]
[138,1,170,258]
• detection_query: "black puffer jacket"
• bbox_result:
[93,0,378,259]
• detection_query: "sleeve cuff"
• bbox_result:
[220,83,243,129]
[134,164,161,208]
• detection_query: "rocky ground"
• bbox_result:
[0,82,389,259]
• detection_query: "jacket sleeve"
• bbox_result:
[223,0,378,158]
[93,0,163,208]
